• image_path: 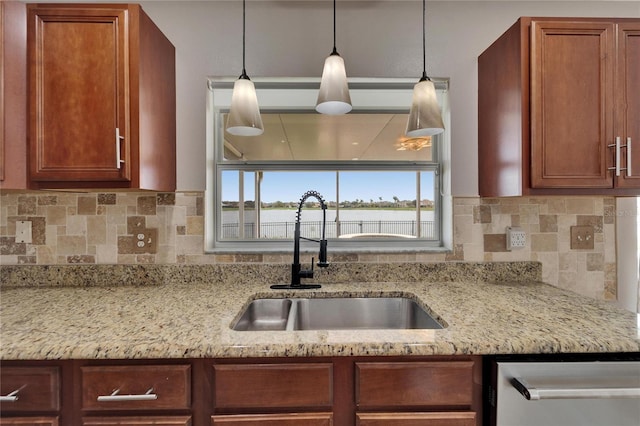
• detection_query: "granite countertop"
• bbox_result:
[1,263,639,360]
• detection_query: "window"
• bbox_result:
[206,78,451,253]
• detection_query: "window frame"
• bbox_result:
[205,77,452,253]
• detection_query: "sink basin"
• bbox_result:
[231,297,444,331]
[232,298,292,331]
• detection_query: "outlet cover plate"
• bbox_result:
[506,226,526,250]
[133,228,158,254]
[571,225,594,250]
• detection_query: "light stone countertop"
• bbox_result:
[1,274,639,360]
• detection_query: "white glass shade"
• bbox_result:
[405,79,444,137]
[316,54,352,115]
[226,78,264,136]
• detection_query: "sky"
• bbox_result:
[222,171,435,203]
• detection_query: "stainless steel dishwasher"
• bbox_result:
[488,360,640,426]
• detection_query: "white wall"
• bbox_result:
[136,1,640,192]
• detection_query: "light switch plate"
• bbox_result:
[15,220,33,244]
[570,225,594,250]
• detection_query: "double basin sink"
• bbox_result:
[232,296,445,331]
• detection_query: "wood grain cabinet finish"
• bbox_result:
[0,418,58,426]
[26,3,176,191]
[355,361,474,409]
[478,17,640,196]
[82,416,192,426]
[0,367,60,413]
[213,363,333,410]
[0,1,28,189]
[356,412,476,426]
[211,413,333,426]
[80,365,191,411]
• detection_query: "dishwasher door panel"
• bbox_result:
[495,361,640,426]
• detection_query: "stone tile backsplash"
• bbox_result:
[0,191,616,300]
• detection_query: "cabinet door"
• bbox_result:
[211,413,333,426]
[0,419,58,426]
[530,21,615,188]
[615,23,640,188]
[0,1,28,189]
[356,412,476,426]
[28,6,130,183]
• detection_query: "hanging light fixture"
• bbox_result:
[405,0,444,137]
[226,0,264,136]
[316,0,352,115]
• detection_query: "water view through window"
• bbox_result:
[221,170,437,240]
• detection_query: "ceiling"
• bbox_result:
[223,112,433,161]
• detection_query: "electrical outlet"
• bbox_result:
[133,229,158,254]
[571,225,594,250]
[506,226,526,250]
[15,221,33,244]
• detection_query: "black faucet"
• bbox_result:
[271,190,329,290]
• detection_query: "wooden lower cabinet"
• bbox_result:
[211,413,333,425]
[82,416,192,426]
[0,419,58,426]
[356,412,476,426]
[1,356,481,426]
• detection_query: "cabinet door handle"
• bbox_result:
[608,136,622,176]
[627,137,632,177]
[0,386,25,402]
[97,387,157,402]
[115,128,126,169]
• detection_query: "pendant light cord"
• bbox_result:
[421,0,429,82]
[331,0,338,55]
[240,0,248,79]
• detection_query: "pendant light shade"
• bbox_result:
[316,0,352,115]
[405,0,444,137]
[227,76,263,136]
[406,78,444,137]
[226,0,264,136]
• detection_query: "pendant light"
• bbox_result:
[316,0,352,115]
[405,0,444,137]
[226,0,264,136]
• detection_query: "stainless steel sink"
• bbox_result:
[232,298,292,331]
[231,297,444,331]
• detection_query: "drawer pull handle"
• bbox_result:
[97,387,157,402]
[0,386,25,402]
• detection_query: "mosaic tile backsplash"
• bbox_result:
[0,191,616,300]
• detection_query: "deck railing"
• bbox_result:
[222,220,436,239]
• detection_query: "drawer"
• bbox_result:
[0,418,59,426]
[356,412,476,426]
[0,367,60,412]
[213,363,333,409]
[212,413,333,426]
[356,361,474,409]
[81,365,191,411]
[82,416,192,426]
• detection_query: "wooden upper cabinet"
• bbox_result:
[27,4,176,191]
[0,1,28,189]
[615,23,640,189]
[478,17,640,196]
